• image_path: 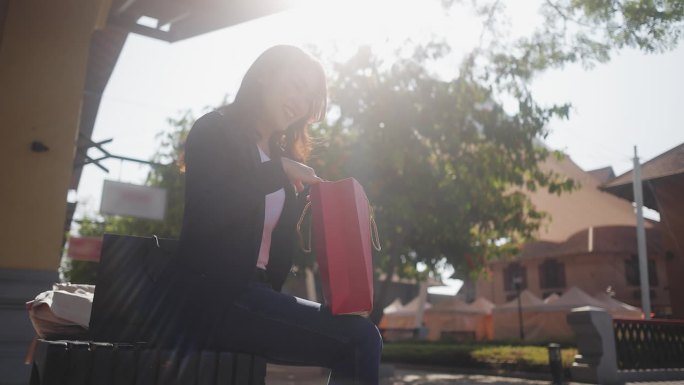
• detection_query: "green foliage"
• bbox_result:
[63,0,684,290]
[382,342,482,367]
[470,345,577,368]
[79,111,191,238]
[450,0,684,93]
[545,0,684,54]
[310,0,682,322]
[62,111,193,283]
[311,46,577,282]
[382,341,577,371]
[60,258,98,284]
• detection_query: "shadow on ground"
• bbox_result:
[265,365,552,385]
[381,370,551,385]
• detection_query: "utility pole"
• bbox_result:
[414,281,429,339]
[513,276,525,340]
[633,146,651,319]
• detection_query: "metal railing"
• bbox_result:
[614,317,684,370]
[567,307,684,384]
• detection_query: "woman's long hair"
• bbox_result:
[227,45,327,162]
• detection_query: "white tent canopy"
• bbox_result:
[394,295,431,315]
[429,297,468,312]
[494,290,544,312]
[543,293,560,304]
[594,292,643,319]
[423,296,494,341]
[382,298,405,314]
[492,286,643,341]
[542,286,606,311]
[469,297,495,314]
[427,296,494,315]
[380,295,433,336]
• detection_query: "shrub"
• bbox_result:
[382,342,577,373]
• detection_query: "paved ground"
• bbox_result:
[266,365,554,385]
[381,370,684,385]
[381,370,554,385]
[265,365,684,385]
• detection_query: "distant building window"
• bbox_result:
[503,262,527,292]
[625,254,658,287]
[539,259,566,289]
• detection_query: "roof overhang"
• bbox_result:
[69,0,300,232]
[108,0,297,42]
[601,143,684,211]
[72,0,300,191]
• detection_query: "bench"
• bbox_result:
[29,234,267,385]
[30,340,266,385]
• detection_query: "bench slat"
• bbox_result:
[197,351,217,385]
[30,340,267,385]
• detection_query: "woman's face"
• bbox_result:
[260,61,320,134]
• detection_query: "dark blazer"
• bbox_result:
[152,109,303,347]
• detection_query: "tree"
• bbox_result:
[447,0,684,101]
[309,44,576,322]
[62,111,192,283]
[310,0,684,322]
[63,0,684,314]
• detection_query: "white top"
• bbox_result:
[256,145,286,269]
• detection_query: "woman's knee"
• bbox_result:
[348,316,382,351]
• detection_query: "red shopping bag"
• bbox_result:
[300,178,380,315]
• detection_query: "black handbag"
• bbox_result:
[32,234,268,385]
[89,233,178,343]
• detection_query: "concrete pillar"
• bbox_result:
[0,0,111,382]
[566,306,622,385]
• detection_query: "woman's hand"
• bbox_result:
[281,157,323,193]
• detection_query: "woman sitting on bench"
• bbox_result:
[149,45,382,385]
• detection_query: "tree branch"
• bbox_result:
[544,0,594,28]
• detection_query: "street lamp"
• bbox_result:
[513,276,525,340]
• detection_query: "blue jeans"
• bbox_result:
[202,282,382,385]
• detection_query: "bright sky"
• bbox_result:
[74,0,684,296]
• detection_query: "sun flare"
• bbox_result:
[293,0,444,45]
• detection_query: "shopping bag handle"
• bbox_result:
[297,202,382,253]
[369,205,382,251]
[145,234,174,283]
[297,202,313,253]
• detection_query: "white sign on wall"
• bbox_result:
[100,180,167,221]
